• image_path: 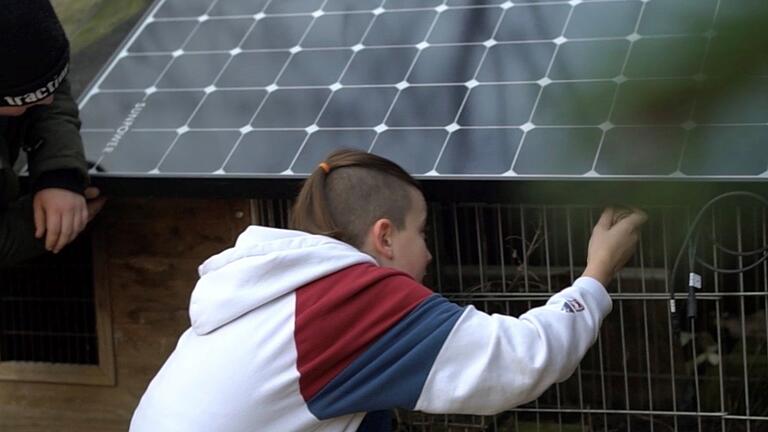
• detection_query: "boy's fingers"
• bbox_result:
[596,207,615,229]
[616,210,648,231]
[33,201,45,238]
[634,208,649,224]
[628,208,648,226]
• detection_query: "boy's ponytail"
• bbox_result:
[290,161,341,239]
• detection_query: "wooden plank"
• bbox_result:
[0,362,112,386]
[102,198,250,224]
[94,225,116,386]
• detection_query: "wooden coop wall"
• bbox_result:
[2,197,767,432]
[0,198,250,432]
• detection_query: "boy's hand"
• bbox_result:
[33,187,106,253]
[583,207,648,287]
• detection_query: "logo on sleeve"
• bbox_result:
[561,298,584,313]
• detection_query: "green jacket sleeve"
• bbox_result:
[24,78,89,191]
[0,196,48,267]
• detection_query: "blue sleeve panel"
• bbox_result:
[307,294,464,419]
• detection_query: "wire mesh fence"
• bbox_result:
[252,198,768,432]
[0,232,98,365]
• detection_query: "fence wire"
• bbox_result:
[252,199,768,432]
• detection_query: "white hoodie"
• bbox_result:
[130,226,612,432]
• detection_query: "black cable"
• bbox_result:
[669,191,768,286]
[696,252,768,274]
[668,191,768,334]
[711,239,768,257]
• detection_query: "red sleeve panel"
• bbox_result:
[295,263,433,401]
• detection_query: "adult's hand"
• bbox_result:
[33,188,86,253]
[33,186,106,253]
[84,186,106,223]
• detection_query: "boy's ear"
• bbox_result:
[369,218,395,260]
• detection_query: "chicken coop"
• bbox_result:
[1,0,767,431]
[251,189,768,432]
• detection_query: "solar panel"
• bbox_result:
[78,0,768,181]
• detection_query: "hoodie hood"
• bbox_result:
[190,226,376,335]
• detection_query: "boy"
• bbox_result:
[131,150,646,431]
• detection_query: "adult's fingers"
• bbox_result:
[45,211,62,251]
[80,204,88,227]
[86,197,107,223]
[84,187,100,200]
[34,200,46,239]
[54,211,74,253]
[72,207,86,241]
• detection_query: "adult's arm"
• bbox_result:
[25,78,88,194]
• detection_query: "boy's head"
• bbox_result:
[290,149,432,282]
[0,0,70,117]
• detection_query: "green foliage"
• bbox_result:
[52,0,153,53]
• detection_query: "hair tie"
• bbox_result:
[318,162,331,174]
